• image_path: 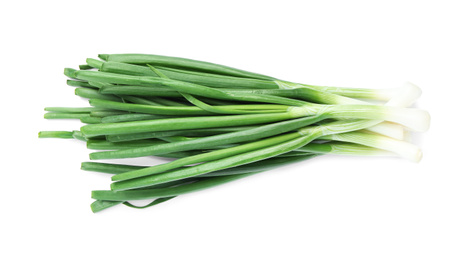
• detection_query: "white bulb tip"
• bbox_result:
[385,82,422,107]
[407,148,423,163]
[415,149,423,162]
[402,82,422,102]
[390,108,431,132]
[382,138,423,162]
[409,109,431,132]
[419,110,431,132]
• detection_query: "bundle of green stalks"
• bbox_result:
[39,54,430,213]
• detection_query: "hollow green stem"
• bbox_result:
[89,98,288,116]
[99,53,275,80]
[44,107,111,113]
[80,116,103,124]
[74,70,307,106]
[112,132,302,181]
[104,126,255,142]
[101,61,279,89]
[66,80,95,88]
[101,113,170,123]
[38,131,74,139]
[120,96,163,106]
[87,115,321,159]
[87,139,167,150]
[75,88,122,102]
[44,112,90,120]
[81,110,308,138]
[86,58,104,69]
[109,133,315,190]
[79,64,93,70]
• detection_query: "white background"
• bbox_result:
[1,0,475,259]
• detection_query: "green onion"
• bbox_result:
[44,112,90,120]
[99,53,275,80]
[87,116,323,159]
[38,131,74,139]
[74,87,122,102]
[39,53,430,212]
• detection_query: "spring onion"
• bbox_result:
[39,53,430,213]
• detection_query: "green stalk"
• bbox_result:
[99,53,275,80]
[38,131,74,139]
[89,98,214,116]
[72,130,88,141]
[90,200,123,212]
[146,96,189,107]
[89,99,288,116]
[44,107,110,113]
[80,116,103,124]
[104,126,255,142]
[81,110,309,138]
[180,93,284,114]
[111,132,302,181]
[87,139,167,150]
[100,61,278,89]
[82,162,144,174]
[120,96,163,106]
[89,153,320,212]
[147,57,279,114]
[276,80,401,101]
[105,131,183,142]
[298,142,391,157]
[200,154,316,177]
[98,57,403,101]
[82,153,316,176]
[109,133,315,191]
[99,85,353,105]
[88,81,113,88]
[64,68,78,78]
[92,172,256,202]
[79,64,93,70]
[99,85,187,97]
[66,80,95,88]
[101,113,170,123]
[87,115,321,159]
[75,88,122,102]
[109,118,381,191]
[44,112,90,119]
[96,83,406,140]
[90,111,124,117]
[86,58,104,69]
[82,141,387,177]
[74,70,308,106]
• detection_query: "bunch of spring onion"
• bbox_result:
[39,54,430,213]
